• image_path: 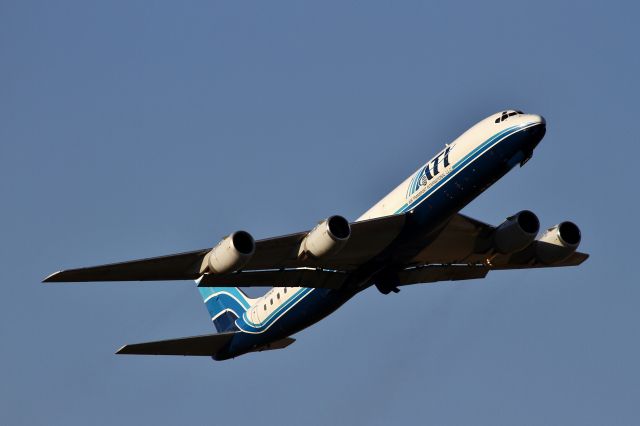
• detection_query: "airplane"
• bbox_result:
[44,109,588,361]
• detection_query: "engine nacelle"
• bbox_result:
[536,221,581,264]
[493,210,540,254]
[205,231,255,274]
[299,215,351,258]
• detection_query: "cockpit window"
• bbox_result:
[495,110,524,123]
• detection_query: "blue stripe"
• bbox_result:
[396,123,532,214]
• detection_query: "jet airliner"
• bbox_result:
[44,110,588,360]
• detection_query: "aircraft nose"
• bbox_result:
[525,114,546,144]
[532,114,546,127]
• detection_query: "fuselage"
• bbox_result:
[215,110,546,360]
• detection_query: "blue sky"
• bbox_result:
[1,1,638,425]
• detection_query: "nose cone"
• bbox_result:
[526,114,546,146]
[531,114,546,127]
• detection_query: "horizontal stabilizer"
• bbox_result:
[116,332,296,357]
[116,332,235,356]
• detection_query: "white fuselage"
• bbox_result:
[216,110,547,359]
[359,111,545,221]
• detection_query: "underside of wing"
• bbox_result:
[395,212,588,287]
[44,210,587,288]
[409,212,589,267]
[244,213,407,270]
[43,249,208,282]
[44,213,407,284]
[488,244,589,269]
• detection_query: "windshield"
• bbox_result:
[495,110,524,123]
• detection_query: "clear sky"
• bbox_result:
[1,1,638,425]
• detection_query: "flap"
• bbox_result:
[397,264,489,286]
[198,268,348,289]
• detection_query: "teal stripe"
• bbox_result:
[198,287,251,309]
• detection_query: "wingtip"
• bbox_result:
[115,345,129,355]
[42,271,63,283]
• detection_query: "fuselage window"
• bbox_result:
[284,288,287,293]
[270,299,273,305]
[277,293,280,300]
[264,304,266,310]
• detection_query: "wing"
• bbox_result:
[394,213,588,287]
[43,212,587,288]
[408,213,588,268]
[241,213,406,270]
[43,213,407,284]
[43,248,209,282]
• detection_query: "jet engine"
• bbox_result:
[205,231,255,273]
[536,221,581,264]
[493,210,540,254]
[299,215,351,258]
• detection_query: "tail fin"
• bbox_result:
[197,286,255,332]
